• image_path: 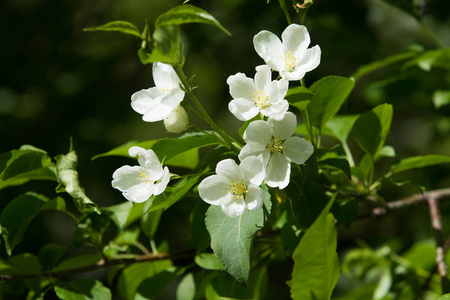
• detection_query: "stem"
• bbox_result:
[342,141,355,167]
[174,66,239,154]
[278,0,292,25]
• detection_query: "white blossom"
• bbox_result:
[239,112,313,189]
[253,24,321,81]
[198,157,265,217]
[112,147,170,203]
[163,105,189,133]
[131,62,184,122]
[227,65,289,121]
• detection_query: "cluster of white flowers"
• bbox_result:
[111,23,319,216]
[199,24,319,217]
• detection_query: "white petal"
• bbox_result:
[243,120,272,151]
[277,79,289,99]
[112,165,153,203]
[261,100,289,120]
[283,137,314,164]
[142,101,177,122]
[296,45,321,73]
[280,69,306,81]
[238,144,264,162]
[164,105,189,133]
[265,153,290,189]
[245,185,264,211]
[254,65,272,91]
[227,73,256,100]
[153,62,180,88]
[281,24,310,54]
[229,99,260,121]
[125,183,155,203]
[215,159,243,182]
[198,175,233,205]
[131,88,163,115]
[221,199,246,217]
[253,30,284,71]
[153,167,171,195]
[128,146,146,158]
[160,88,185,108]
[268,112,297,140]
[240,156,264,186]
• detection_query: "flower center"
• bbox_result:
[266,137,285,154]
[160,85,175,93]
[137,170,152,184]
[281,51,298,71]
[252,91,271,109]
[228,178,248,199]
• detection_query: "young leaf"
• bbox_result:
[319,158,351,179]
[0,145,56,190]
[176,273,196,300]
[288,200,340,300]
[205,189,271,285]
[325,115,359,143]
[55,151,99,214]
[433,90,450,109]
[307,76,355,133]
[390,154,450,175]
[195,253,225,271]
[138,25,183,66]
[135,267,185,299]
[155,4,231,37]
[102,201,145,231]
[84,21,141,38]
[403,49,450,72]
[54,279,111,300]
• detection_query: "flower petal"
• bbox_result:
[283,137,314,164]
[296,45,321,73]
[268,112,297,140]
[281,24,310,54]
[265,153,290,189]
[238,144,263,162]
[221,199,246,217]
[125,183,155,203]
[198,175,233,205]
[153,62,180,88]
[215,159,243,182]
[153,167,171,196]
[240,156,264,186]
[112,165,154,203]
[229,98,260,121]
[227,73,256,100]
[253,30,283,71]
[243,120,272,151]
[261,100,289,120]
[245,185,264,211]
[131,88,163,115]
[254,65,272,92]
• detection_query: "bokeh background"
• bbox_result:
[1,0,449,298]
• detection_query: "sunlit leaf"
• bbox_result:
[54,279,111,300]
[102,202,145,231]
[177,273,196,300]
[433,90,450,109]
[84,21,141,38]
[390,154,450,175]
[155,4,231,36]
[288,200,340,299]
[325,115,359,142]
[195,253,225,271]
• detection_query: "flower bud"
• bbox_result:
[163,105,189,133]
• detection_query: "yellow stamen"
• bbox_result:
[266,137,285,154]
[137,171,152,184]
[252,90,271,109]
[281,51,298,71]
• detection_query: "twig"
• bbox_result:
[427,196,448,294]
[0,249,196,281]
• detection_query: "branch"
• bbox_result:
[355,188,450,221]
[0,249,196,282]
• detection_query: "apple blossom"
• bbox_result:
[227,65,289,121]
[112,146,170,203]
[239,112,314,189]
[163,105,189,133]
[131,62,185,122]
[198,156,265,217]
[253,23,321,81]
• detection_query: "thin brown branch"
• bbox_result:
[0,249,196,282]
[427,196,448,294]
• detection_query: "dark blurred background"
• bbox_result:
[0,0,449,298]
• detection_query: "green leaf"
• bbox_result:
[138,25,183,66]
[53,253,102,272]
[0,192,64,256]
[135,267,185,300]
[331,199,358,228]
[93,132,218,165]
[325,115,359,143]
[351,50,418,80]
[155,4,231,36]
[380,0,422,19]
[102,201,145,231]
[403,49,450,72]
[319,158,351,179]
[195,253,225,271]
[205,187,271,285]
[83,21,141,38]
[284,179,328,229]
[390,154,450,175]
[438,295,450,300]
[177,273,196,300]
[307,76,355,132]
[0,145,56,190]
[141,208,163,239]
[0,253,41,275]
[351,104,393,158]
[54,279,111,300]
[55,151,99,214]
[286,86,314,108]
[38,244,67,271]
[288,200,340,300]
[433,90,450,109]
[117,261,172,300]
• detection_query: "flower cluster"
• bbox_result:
[199,23,319,217]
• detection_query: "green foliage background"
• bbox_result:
[0,0,450,298]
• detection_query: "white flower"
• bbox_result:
[253,24,321,81]
[198,157,265,217]
[227,65,289,121]
[239,112,314,189]
[163,105,189,133]
[131,62,185,122]
[112,146,170,203]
